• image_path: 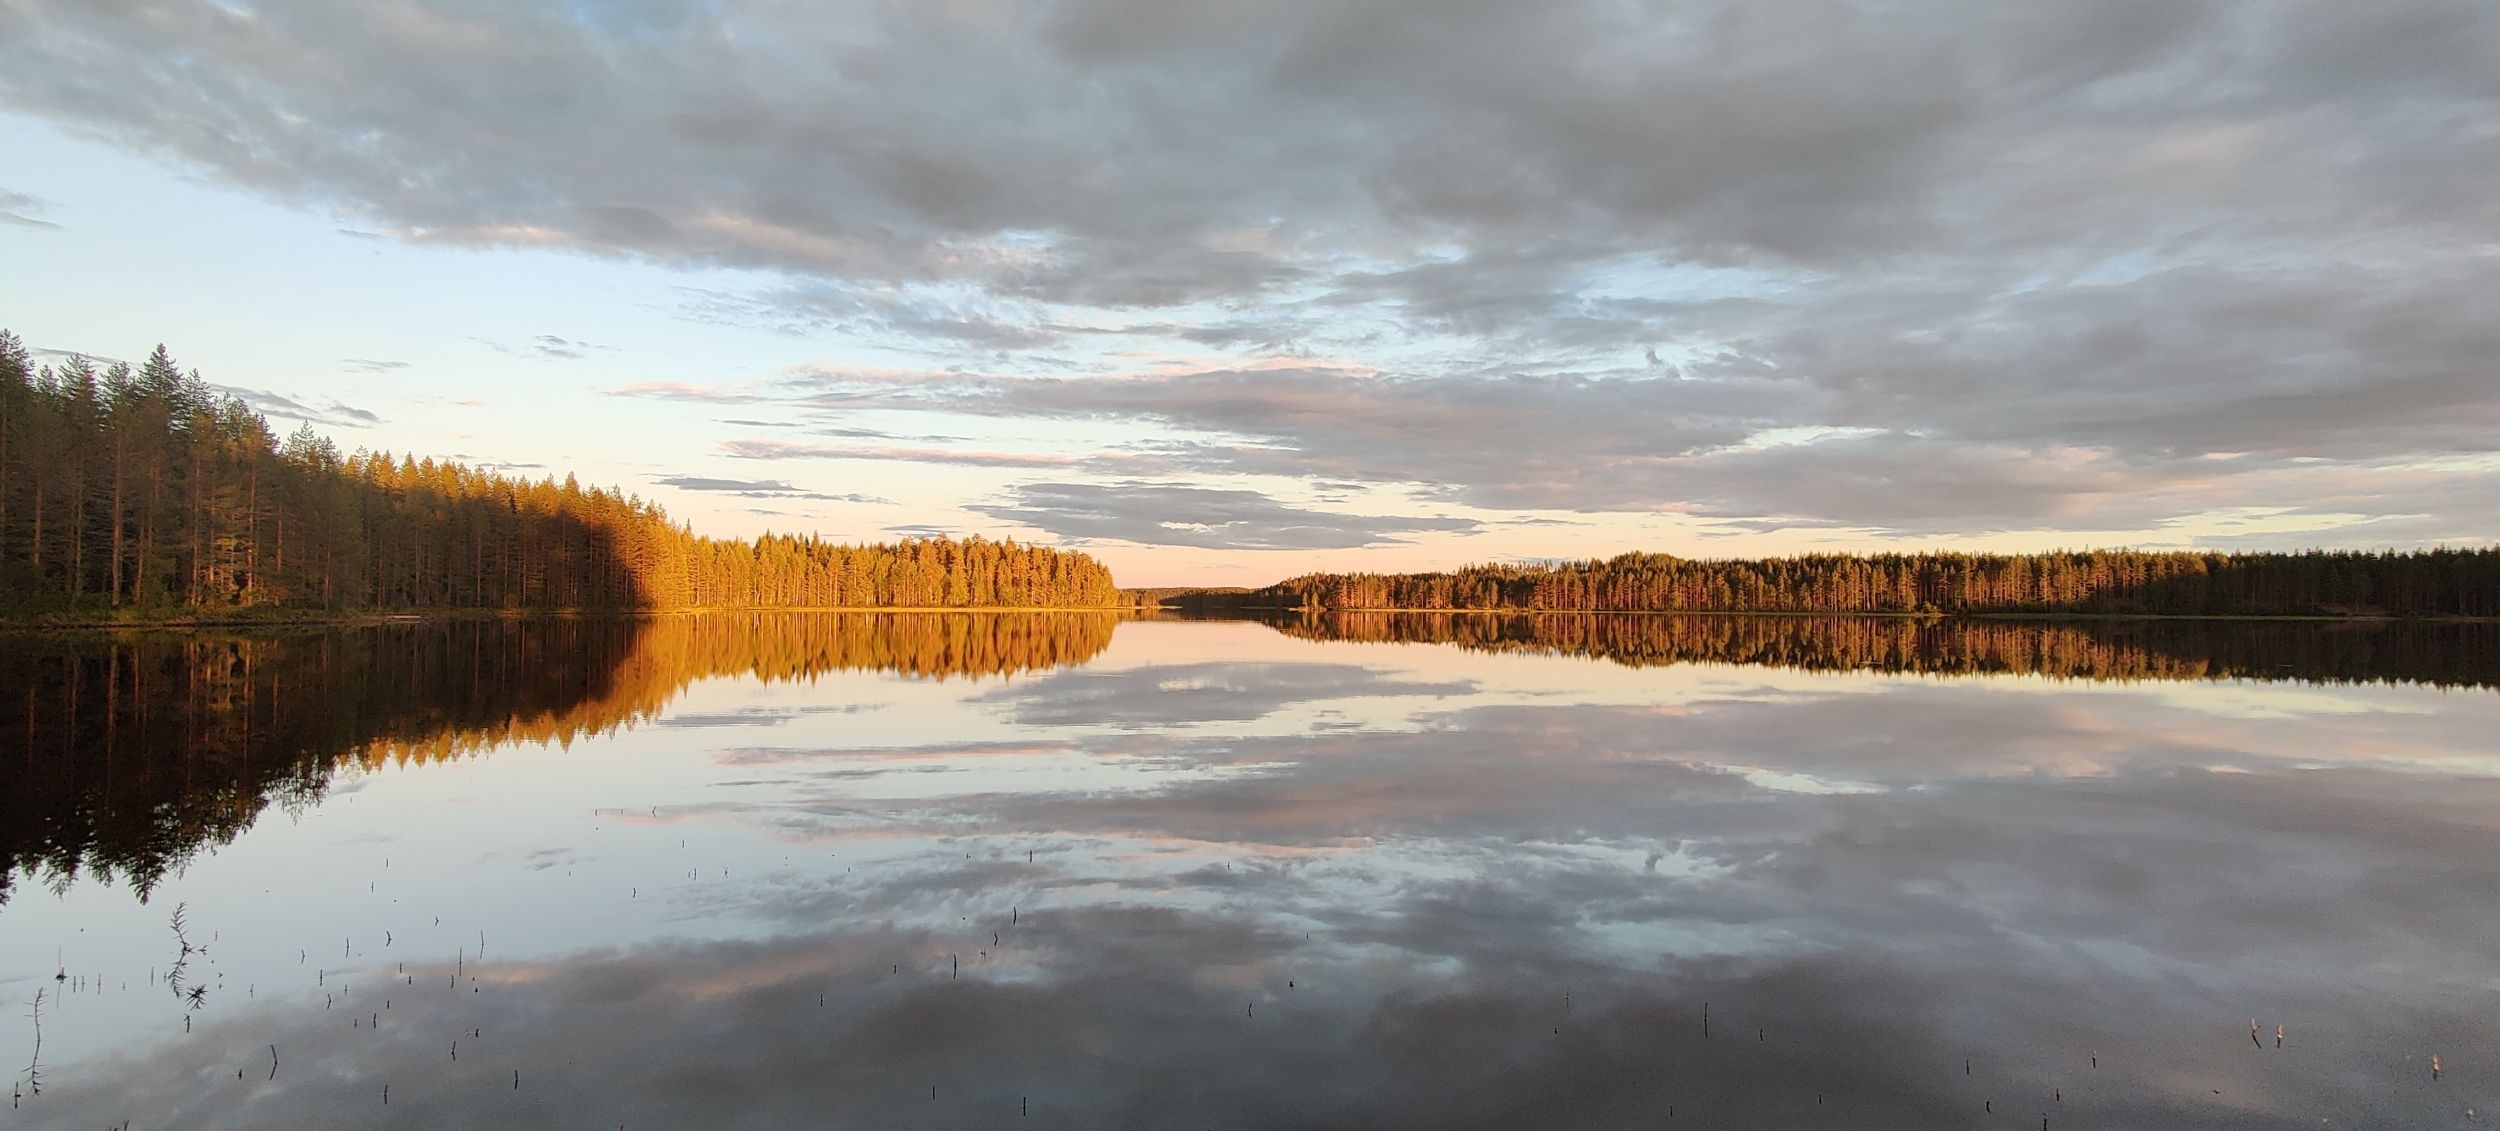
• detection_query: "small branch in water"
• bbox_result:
[19,988,45,1100]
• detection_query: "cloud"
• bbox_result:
[680,281,1078,351]
[474,333,608,360]
[0,187,59,227]
[654,475,893,504]
[220,386,383,428]
[6,1,2488,286]
[722,438,1081,469]
[31,346,124,366]
[5,0,2497,540]
[338,357,410,373]
[777,342,2500,533]
[608,380,775,404]
[968,480,1481,550]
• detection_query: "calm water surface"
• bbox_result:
[3,613,2497,1128]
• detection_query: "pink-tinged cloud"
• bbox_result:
[721,438,1080,469]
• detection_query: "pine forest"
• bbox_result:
[0,332,1120,615]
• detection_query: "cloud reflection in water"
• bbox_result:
[4,615,2496,1128]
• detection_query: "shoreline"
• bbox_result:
[1141,605,2500,624]
[7,605,2494,632]
[0,605,1149,632]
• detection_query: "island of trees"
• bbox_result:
[1238,548,2500,618]
[0,332,1118,616]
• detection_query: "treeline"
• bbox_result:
[1,612,1118,903]
[0,332,1120,614]
[1270,611,2500,690]
[1255,549,2500,618]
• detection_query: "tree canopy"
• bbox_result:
[1255,547,2500,618]
[0,332,1119,614]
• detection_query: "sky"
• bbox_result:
[0,0,2494,587]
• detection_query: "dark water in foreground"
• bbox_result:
[2,613,2496,1128]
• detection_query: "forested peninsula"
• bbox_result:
[1242,550,2500,618]
[0,332,1118,618]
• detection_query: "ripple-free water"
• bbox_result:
[4,613,2495,1127]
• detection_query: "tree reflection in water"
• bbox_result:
[2,613,2494,1128]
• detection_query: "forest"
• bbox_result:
[0,332,1119,615]
[1248,548,2500,618]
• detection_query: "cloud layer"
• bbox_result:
[5,0,2496,549]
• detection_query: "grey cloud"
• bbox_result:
[339,357,410,373]
[6,0,2497,539]
[790,365,1760,503]
[654,475,894,504]
[682,282,1073,351]
[783,330,2500,531]
[6,1,2488,289]
[32,346,124,365]
[474,334,607,360]
[607,381,773,404]
[722,438,1079,469]
[221,386,383,428]
[0,187,59,227]
[969,480,1481,550]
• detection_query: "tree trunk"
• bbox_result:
[244,460,259,603]
[109,442,126,605]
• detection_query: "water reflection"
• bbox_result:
[1266,610,2500,689]
[2,615,2494,1128]
[0,612,1116,904]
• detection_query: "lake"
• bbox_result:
[4,613,2496,1128]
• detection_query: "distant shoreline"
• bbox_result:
[1135,604,2500,624]
[7,605,2495,633]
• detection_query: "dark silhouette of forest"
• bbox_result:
[1246,549,2500,618]
[0,612,1119,905]
[0,332,1119,615]
[1266,611,2500,689]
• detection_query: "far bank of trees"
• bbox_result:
[1254,549,2500,618]
[0,332,1119,613]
